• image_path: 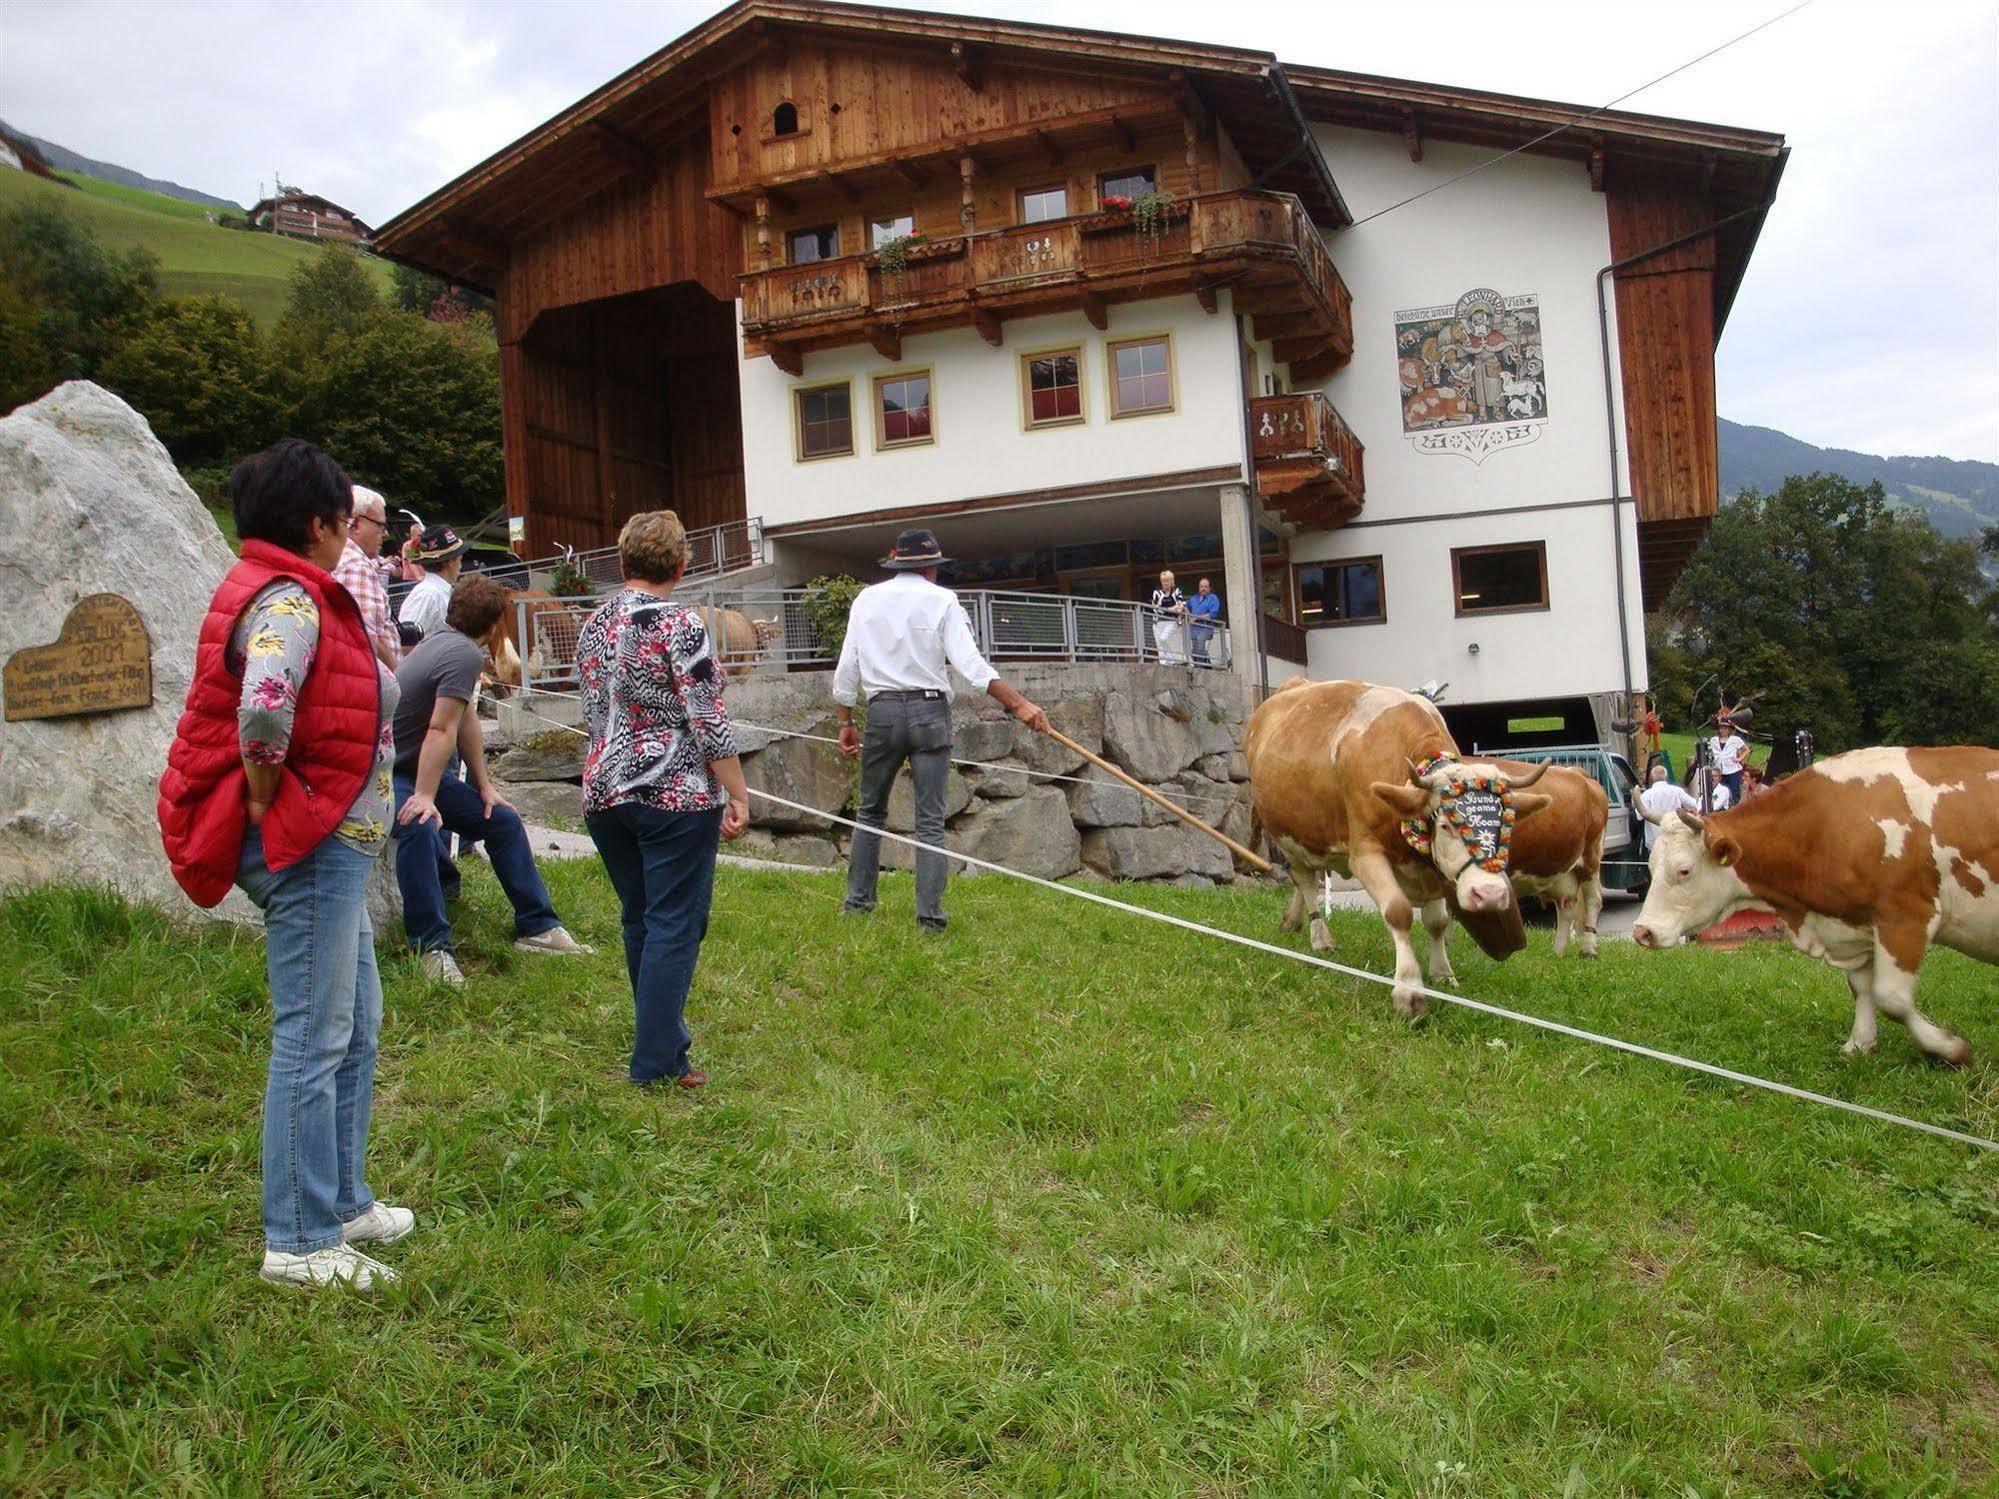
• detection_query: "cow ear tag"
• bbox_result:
[1710,836,1741,868]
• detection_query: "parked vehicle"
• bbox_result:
[1477,741,1648,892]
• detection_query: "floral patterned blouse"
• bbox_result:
[577,590,738,815]
[231,581,399,855]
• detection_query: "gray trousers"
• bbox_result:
[845,695,953,927]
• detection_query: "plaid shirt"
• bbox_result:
[333,537,399,664]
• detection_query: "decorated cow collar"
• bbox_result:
[1398,752,1520,879]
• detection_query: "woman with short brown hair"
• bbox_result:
[576,510,750,1089]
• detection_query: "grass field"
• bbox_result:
[3,862,1995,1494]
[0,168,394,326]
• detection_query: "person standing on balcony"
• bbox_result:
[1186,577,1222,668]
[1150,569,1189,666]
[834,529,1049,932]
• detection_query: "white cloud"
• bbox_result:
[3,0,1993,460]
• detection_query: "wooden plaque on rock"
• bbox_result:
[3,593,154,722]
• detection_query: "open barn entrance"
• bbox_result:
[512,283,746,559]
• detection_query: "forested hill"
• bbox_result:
[0,120,243,214]
[1718,418,1999,540]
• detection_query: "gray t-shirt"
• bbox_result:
[392,627,484,776]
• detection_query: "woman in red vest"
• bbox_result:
[159,439,417,1291]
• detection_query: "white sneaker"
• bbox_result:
[259,1243,398,1291]
[420,949,465,986]
[515,926,594,956]
[341,1201,415,1246]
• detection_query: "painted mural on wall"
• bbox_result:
[1395,288,1547,464]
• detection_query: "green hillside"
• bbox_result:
[0,168,392,326]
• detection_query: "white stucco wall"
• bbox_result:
[1291,126,1645,702]
[740,293,1248,532]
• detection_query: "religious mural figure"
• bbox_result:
[1394,287,1548,464]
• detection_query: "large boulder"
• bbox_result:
[971,758,1032,799]
[0,383,258,922]
[1081,824,1233,881]
[741,725,854,833]
[500,779,585,828]
[952,712,1016,764]
[953,788,1080,880]
[1011,695,1102,776]
[1101,689,1201,782]
[494,731,586,784]
[1066,766,1145,828]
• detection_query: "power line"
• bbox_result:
[1347,0,1812,229]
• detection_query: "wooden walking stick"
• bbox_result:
[1043,727,1274,874]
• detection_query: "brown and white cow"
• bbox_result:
[1633,746,1999,1064]
[1497,760,1608,958]
[1245,679,1554,1016]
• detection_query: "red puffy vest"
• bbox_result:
[157,538,382,907]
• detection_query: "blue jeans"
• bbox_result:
[585,802,723,1083]
[392,773,561,954]
[236,830,384,1253]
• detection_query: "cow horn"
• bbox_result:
[1405,756,1428,786]
[1637,797,1663,825]
[1508,760,1549,788]
[1676,807,1706,834]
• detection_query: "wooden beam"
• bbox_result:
[867,325,902,362]
[1183,112,1203,196]
[591,122,656,181]
[817,170,862,205]
[1401,107,1423,164]
[951,41,983,92]
[1253,311,1317,343]
[765,187,795,214]
[1033,129,1064,166]
[770,344,803,377]
[755,194,772,269]
[1288,351,1341,383]
[444,219,506,265]
[1112,114,1135,155]
[1192,276,1219,315]
[959,154,977,234]
[891,158,930,189]
[972,308,1003,347]
[1081,291,1107,331]
[1272,335,1327,365]
[1589,148,1606,193]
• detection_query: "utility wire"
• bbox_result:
[1347,0,1812,229]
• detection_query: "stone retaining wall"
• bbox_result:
[492,664,1262,885]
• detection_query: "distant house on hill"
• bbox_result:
[250,191,372,245]
[0,126,55,179]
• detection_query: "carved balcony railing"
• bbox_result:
[740,189,1352,375]
[1249,391,1365,529]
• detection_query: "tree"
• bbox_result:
[389,262,447,316]
[298,309,501,518]
[277,243,380,350]
[1655,473,1999,752]
[98,296,281,467]
[0,198,158,405]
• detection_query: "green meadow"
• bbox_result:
[3,862,1993,1494]
[0,167,394,326]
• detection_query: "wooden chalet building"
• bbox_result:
[252,191,373,245]
[375,0,1784,719]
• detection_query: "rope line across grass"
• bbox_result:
[496,693,1993,1153]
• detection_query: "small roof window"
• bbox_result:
[772,102,800,136]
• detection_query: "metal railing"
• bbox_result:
[511,584,1234,697]
[518,516,764,593]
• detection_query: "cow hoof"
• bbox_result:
[1309,925,1335,953]
[1840,1038,1878,1057]
[1392,992,1427,1021]
[1933,1038,1972,1069]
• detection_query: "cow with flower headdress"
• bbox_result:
[1244,679,1554,1017]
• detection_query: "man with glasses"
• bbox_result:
[333,485,402,669]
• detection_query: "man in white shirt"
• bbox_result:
[398,524,467,641]
[1705,717,1748,808]
[834,529,1049,931]
[1637,764,1702,852]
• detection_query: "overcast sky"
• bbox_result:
[5,0,1995,463]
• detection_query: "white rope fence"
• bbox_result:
[492,690,1994,1153]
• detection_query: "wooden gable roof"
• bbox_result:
[373,0,1346,289]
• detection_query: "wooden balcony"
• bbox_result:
[740,189,1353,375]
[1249,391,1365,529]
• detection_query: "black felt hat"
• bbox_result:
[880,528,952,570]
[413,523,468,563]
